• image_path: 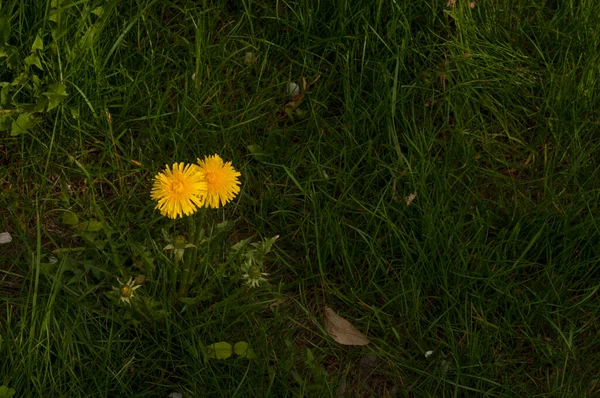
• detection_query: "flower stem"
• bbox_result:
[178,216,197,298]
[172,254,180,301]
[186,208,206,289]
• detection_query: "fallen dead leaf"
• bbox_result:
[405,192,417,206]
[285,76,307,111]
[324,306,370,346]
[0,232,12,244]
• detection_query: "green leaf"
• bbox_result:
[247,144,266,161]
[25,98,48,113]
[32,35,43,51]
[12,71,29,86]
[77,221,104,232]
[231,236,253,252]
[43,82,68,110]
[0,15,10,43]
[233,341,257,359]
[206,342,232,359]
[6,48,19,69]
[0,116,12,131]
[247,144,262,153]
[0,385,16,398]
[31,74,42,90]
[0,83,10,106]
[47,82,68,96]
[62,211,79,225]
[48,11,58,23]
[11,113,34,136]
[91,6,104,17]
[24,53,43,70]
[0,44,13,58]
[251,235,280,258]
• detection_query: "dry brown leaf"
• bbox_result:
[404,192,417,207]
[285,76,307,111]
[324,306,370,346]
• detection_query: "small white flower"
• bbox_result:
[425,350,433,358]
[0,232,12,244]
[322,170,329,179]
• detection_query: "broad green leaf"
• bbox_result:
[31,74,41,90]
[11,113,33,136]
[233,341,248,355]
[0,116,11,131]
[46,82,68,96]
[206,342,232,359]
[12,71,29,86]
[77,220,104,232]
[62,211,79,225]
[0,385,16,398]
[43,82,68,110]
[233,341,257,359]
[24,98,48,113]
[0,15,10,43]
[32,35,43,51]
[25,54,43,70]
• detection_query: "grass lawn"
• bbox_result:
[2,0,600,396]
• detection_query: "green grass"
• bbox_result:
[2,0,600,396]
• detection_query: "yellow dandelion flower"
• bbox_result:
[195,154,241,208]
[151,163,207,219]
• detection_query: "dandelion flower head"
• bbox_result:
[196,154,241,208]
[151,163,207,219]
[242,264,269,288]
[112,277,142,306]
